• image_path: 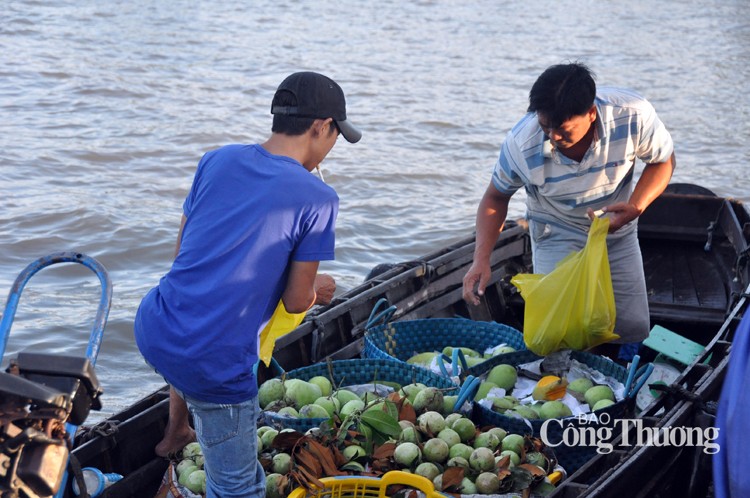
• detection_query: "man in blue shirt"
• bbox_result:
[463,63,674,361]
[714,308,750,497]
[134,71,360,497]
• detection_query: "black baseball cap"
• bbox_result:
[271,71,361,143]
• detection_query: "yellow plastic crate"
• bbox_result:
[287,471,451,498]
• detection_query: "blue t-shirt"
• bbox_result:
[134,144,338,404]
[714,309,750,497]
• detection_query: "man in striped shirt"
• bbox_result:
[462,62,675,361]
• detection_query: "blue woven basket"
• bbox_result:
[466,349,650,474]
[262,358,460,432]
[363,301,526,375]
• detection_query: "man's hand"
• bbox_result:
[314,274,336,305]
[462,261,491,306]
[593,203,641,233]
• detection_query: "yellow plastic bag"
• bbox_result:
[510,216,619,356]
[258,300,306,367]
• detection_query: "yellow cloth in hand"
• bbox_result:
[258,300,306,367]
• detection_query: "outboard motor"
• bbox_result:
[0,353,102,498]
[0,253,112,498]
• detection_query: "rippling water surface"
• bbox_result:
[1,0,748,420]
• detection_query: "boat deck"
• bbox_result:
[643,239,732,322]
[639,192,749,342]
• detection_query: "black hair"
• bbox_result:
[528,62,596,128]
[271,90,338,137]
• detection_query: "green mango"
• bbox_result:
[442,346,482,358]
[406,352,438,367]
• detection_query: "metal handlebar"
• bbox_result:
[0,252,112,364]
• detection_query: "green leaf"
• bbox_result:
[357,422,374,454]
[381,400,399,420]
[510,467,534,492]
[371,429,391,447]
[363,400,399,422]
[360,409,401,437]
[336,414,358,443]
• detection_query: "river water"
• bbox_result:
[1,0,748,420]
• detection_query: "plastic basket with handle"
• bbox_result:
[262,358,460,432]
[287,470,451,498]
[461,349,652,474]
[363,299,526,377]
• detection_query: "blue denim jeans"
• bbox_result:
[183,394,265,498]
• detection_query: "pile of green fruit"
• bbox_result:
[172,442,206,496]
[255,375,559,497]
[258,374,460,421]
[387,413,558,495]
[568,378,617,411]
[474,363,617,421]
[407,345,517,370]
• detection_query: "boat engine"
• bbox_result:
[0,352,102,498]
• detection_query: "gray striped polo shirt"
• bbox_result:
[492,87,674,238]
